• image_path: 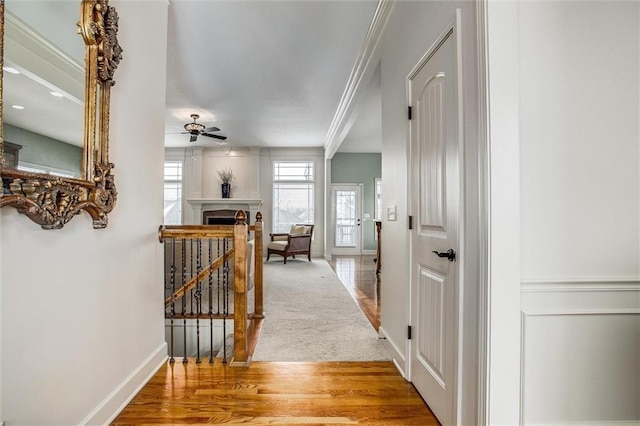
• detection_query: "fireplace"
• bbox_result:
[187,198,263,226]
[202,209,250,225]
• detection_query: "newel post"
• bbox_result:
[254,212,264,318]
[233,210,248,363]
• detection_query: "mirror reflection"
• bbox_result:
[2,1,84,178]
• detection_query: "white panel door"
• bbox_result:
[409,22,460,426]
[331,184,362,255]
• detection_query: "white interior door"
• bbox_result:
[409,20,460,425]
[331,184,362,255]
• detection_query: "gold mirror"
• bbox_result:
[0,0,122,229]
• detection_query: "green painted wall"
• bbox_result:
[3,123,82,177]
[331,153,381,251]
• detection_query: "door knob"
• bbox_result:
[432,248,456,262]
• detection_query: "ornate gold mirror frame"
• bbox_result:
[0,0,122,229]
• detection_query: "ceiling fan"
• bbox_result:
[182,114,227,142]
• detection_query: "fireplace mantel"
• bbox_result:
[186,198,264,224]
[187,198,263,208]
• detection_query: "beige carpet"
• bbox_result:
[252,258,390,361]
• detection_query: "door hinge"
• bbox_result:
[408,325,412,340]
[408,215,413,230]
[408,106,412,120]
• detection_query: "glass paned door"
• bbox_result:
[332,184,362,255]
[335,190,356,246]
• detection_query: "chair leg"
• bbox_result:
[308,253,311,261]
[283,255,287,264]
[267,251,271,261]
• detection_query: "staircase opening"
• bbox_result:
[160,211,263,365]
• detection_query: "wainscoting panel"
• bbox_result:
[520,280,640,425]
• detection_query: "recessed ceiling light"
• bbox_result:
[11,105,25,110]
[3,67,20,74]
[50,91,64,98]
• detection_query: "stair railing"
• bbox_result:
[158,211,263,365]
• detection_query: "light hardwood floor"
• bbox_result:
[113,256,439,424]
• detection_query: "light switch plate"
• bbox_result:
[387,205,397,221]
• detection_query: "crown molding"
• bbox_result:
[324,0,395,160]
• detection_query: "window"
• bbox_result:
[375,178,382,220]
[164,161,183,225]
[374,178,382,241]
[18,162,75,178]
[272,161,314,233]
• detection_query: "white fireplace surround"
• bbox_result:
[187,198,264,224]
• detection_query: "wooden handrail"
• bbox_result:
[164,247,235,307]
[161,210,263,365]
[158,225,234,241]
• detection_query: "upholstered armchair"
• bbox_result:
[267,224,314,264]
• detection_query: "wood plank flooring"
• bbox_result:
[327,255,380,331]
[113,360,439,425]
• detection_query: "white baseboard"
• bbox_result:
[80,342,168,425]
[378,326,407,378]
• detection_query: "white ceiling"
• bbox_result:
[3,1,382,154]
[164,0,381,152]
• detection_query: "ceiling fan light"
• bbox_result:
[184,122,205,132]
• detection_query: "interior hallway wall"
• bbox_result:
[516,2,640,423]
[3,123,82,176]
[0,1,169,423]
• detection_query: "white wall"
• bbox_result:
[484,0,523,422]
[378,2,482,424]
[169,147,262,225]
[0,1,169,424]
[516,2,640,423]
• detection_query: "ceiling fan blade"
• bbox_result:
[203,126,220,132]
[190,134,198,143]
[202,133,227,141]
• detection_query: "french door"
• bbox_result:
[331,184,362,255]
